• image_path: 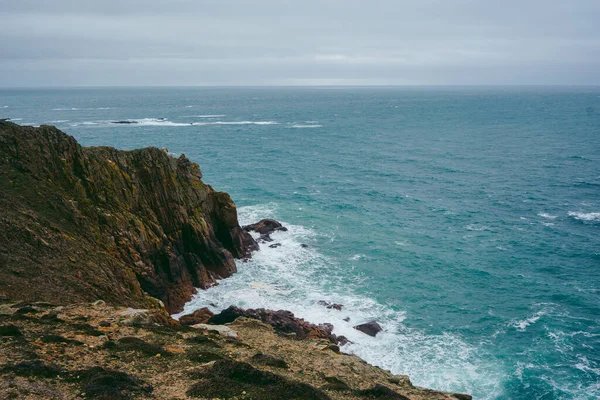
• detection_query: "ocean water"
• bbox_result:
[2,86,599,399]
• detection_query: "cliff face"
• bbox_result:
[0,121,258,313]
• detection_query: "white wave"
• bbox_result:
[192,121,278,126]
[568,211,600,222]
[133,118,190,127]
[176,203,504,399]
[289,124,323,128]
[52,107,111,111]
[10,118,23,121]
[2,106,8,108]
[465,224,490,231]
[510,311,546,332]
[185,105,195,108]
[538,212,557,219]
[49,120,69,123]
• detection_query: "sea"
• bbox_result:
[2,86,599,399]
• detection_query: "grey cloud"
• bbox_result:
[0,0,598,86]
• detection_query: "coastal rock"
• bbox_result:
[192,323,239,339]
[208,306,339,344]
[179,307,214,325]
[317,300,343,311]
[353,321,382,337]
[0,121,258,313]
[243,219,288,235]
[112,120,138,124]
[269,243,282,248]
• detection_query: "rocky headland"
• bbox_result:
[0,121,471,399]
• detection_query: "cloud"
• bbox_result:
[0,0,599,86]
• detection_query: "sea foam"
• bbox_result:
[568,211,600,222]
[176,203,503,399]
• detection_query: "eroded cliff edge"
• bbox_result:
[0,121,258,313]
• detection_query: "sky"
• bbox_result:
[0,0,599,87]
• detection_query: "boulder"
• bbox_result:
[243,219,287,235]
[268,243,282,248]
[353,321,382,337]
[179,307,214,325]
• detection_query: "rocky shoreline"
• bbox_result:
[0,121,472,399]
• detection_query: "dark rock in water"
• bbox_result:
[269,243,282,248]
[300,244,309,248]
[208,306,340,344]
[343,317,350,322]
[0,121,258,313]
[336,335,350,346]
[354,321,382,337]
[179,307,214,325]
[112,120,138,124]
[317,300,343,311]
[258,234,273,243]
[243,219,286,235]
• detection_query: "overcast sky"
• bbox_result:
[1,0,599,86]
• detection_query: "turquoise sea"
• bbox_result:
[2,87,599,399]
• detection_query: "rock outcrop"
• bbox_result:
[0,121,258,313]
[208,306,340,344]
[354,321,383,337]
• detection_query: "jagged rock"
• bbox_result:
[179,307,214,325]
[354,321,383,337]
[192,323,239,339]
[0,121,258,313]
[317,300,343,311]
[208,306,340,344]
[258,234,274,243]
[243,219,287,235]
[337,335,350,346]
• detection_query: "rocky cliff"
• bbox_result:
[0,121,257,313]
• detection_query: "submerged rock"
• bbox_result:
[243,219,288,235]
[317,300,343,311]
[111,120,138,124]
[353,321,383,337]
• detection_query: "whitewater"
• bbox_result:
[2,86,599,399]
